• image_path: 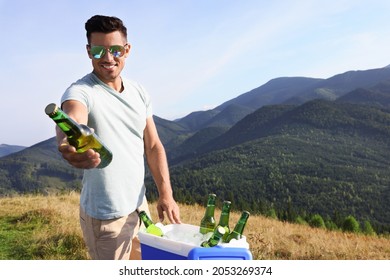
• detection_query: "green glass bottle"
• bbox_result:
[199,193,217,234]
[225,211,250,243]
[200,226,225,247]
[217,200,231,242]
[138,211,163,237]
[45,103,113,169]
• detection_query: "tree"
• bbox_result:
[342,215,360,233]
[267,208,278,220]
[309,214,326,229]
[295,215,308,225]
[362,220,376,236]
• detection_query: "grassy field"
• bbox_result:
[0,193,389,260]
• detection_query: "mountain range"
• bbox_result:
[0,144,26,158]
[1,66,390,232]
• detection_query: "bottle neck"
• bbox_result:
[204,205,215,217]
[234,213,249,234]
[218,202,231,226]
[50,109,82,138]
[233,222,245,234]
[219,213,230,226]
[139,213,153,227]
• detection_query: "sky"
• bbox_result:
[1,0,390,146]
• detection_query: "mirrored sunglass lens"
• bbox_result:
[91,46,105,59]
[110,46,125,57]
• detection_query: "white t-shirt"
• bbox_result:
[61,72,153,219]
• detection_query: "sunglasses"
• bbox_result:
[89,44,128,59]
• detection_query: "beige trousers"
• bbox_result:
[79,198,150,260]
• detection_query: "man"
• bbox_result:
[56,15,181,260]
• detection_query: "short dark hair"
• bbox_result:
[85,15,127,44]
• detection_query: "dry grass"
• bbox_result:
[0,192,88,260]
[150,202,390,260]
[0,192,81,234]
[0,193,389,260]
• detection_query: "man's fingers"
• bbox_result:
[157,205,165,222]
[157,204,181,224]
[58,141,101,169]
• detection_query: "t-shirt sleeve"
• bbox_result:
[61,84,92,112]
[131,81,153,118]
[143,86,153,118]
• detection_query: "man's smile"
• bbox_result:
[101,64,116,70]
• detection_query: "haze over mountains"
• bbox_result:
[0,144,26,158]
[174,66,390,132]
[1,66,390,232]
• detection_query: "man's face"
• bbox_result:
[87,31,130,88]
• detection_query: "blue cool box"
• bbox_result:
[138,224,252,260]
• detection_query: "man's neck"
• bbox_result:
[93,72,124,92]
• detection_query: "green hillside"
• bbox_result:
[146,99,390,233]
[0,138,82,194]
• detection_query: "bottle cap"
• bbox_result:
[45,103,58,116]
